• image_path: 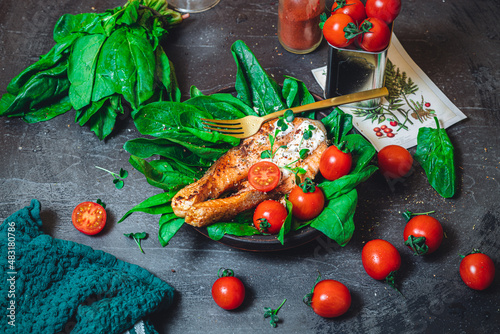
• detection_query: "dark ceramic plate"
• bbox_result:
[190,87,329,252]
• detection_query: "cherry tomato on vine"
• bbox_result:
[332,0,366,24]
[211,268,246,310]
[403,215,444,255]
[72,201,106,235]
[365,0,402,24]
[248,161,281,192]
[460,251,495,291]
[362,239,401,282]
[322,13,358,48]
[377,145,413,179]
[357,17,391,52]
[319,145,352,181]
[390,121,398,127]
[307,279,351,318]
[253,200,288,234]
[288,179,325,221]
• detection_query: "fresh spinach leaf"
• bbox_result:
[68,34,107,110]
[207,221,260,241]
[310,189,357,247]
[277,199,294,245]
[158,214,185,246]
[22,96,73,123]
[282,76,316,119]
[414,117,456,198]
[321,107,353,145]
[117,191,175,223]
[231,40,287,115]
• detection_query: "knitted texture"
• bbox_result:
[0,199,174,334]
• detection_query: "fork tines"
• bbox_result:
[201,118,244,135]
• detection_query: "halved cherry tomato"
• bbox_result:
[253,200,288,234]
[319,145,352,181]
[288,179,325,221]
[248,161,281,192]
[332,0,366,24]
[72,201,106,235]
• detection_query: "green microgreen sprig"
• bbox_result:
[264,298,287,328]
[95,166,128,189]
[124,232,147,253]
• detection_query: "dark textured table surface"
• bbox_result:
[1,0,499,333]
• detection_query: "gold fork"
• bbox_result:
[202,87,389,138]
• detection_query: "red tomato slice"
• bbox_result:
[248,161,281,192]
[72,201,107,235]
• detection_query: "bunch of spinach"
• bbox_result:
[414,117,456,198]
[0,0,183,140]
[120,40,377,247]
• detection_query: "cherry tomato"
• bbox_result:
[460,252,495,290]
[380,125,387,130]
[357,18,391,52]
[390,121,398,126]
[248,161,281,192]
[403,215,443,255]
[373,127,381,132]
[365,0,402,24]
[376,132,383,137]
[362,239,401,281]
[72,201,106,235]
[386,132,395,138]
[323,13,357,48]
[332,0,366,24]
[377,145,413,179]
[253,200,288,234]
[383,127,393,133]
[310,280,351,318]
[212,268,246,310]
[288,181,325,221]
[319,145,352,181]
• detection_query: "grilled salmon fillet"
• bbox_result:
[171,117,328,227]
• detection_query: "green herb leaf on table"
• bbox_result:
[95,166,128,189]
[124,232,147,253]
[414,117,456,198]
[264,298,287,328]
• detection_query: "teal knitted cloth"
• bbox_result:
[0,199,174,334]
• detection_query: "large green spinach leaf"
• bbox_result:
[414,117,456,198]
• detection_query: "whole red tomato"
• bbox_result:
[332,0,366,24]
[365,0,402,24]
[212,268,246,310]
[309,279,351,318]
[403,215,443,255]
[288,179,325,221]
[357,17,391,52]
[362,239,401,281]
[377,144,413,179]
[322,13,358,48]
[460,251,495,290]
[319,145,352,181]
[253,200,288,234]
